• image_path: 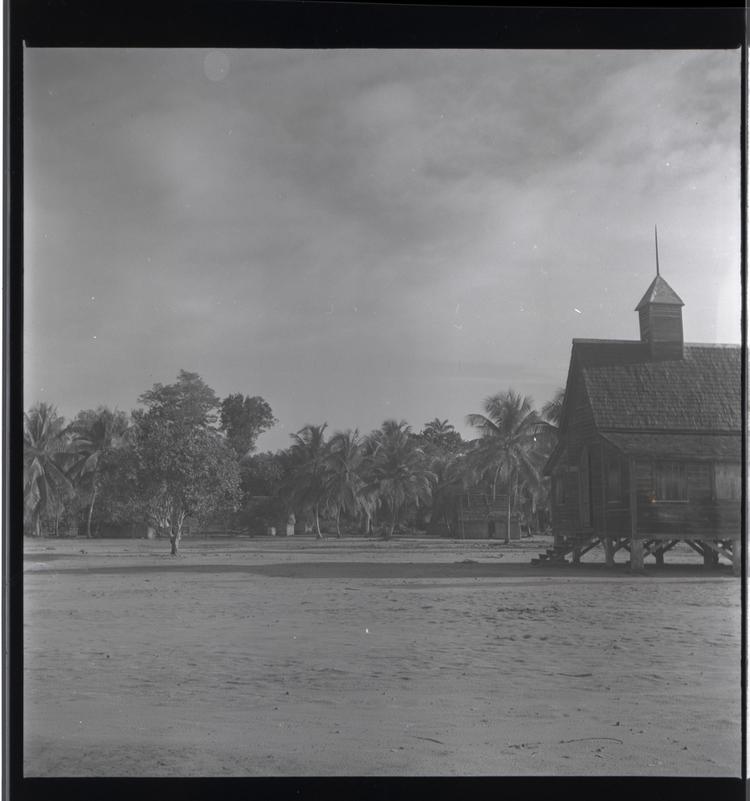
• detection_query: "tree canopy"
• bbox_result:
[138,370,220,428]
[220,393,277,459]
[22,374,561,544]
[133,372,241,554]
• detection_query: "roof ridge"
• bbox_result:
[572,339,740,348]
[572,338,644,345]
[683,342,742,349]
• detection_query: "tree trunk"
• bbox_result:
[385,506,397,540]
[492,463,502,502]
[314,506,323,539]
[86,485,98,539]
[336,507,341,538]
[506,478,512,544]
[170,513,185,556]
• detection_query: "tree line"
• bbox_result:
[23,369,564,554]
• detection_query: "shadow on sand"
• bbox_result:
[29,560,737,580]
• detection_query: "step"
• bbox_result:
[531,557,570,567]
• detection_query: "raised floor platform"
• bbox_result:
[532,534,741,575]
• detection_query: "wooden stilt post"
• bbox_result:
[703,542,714,567]
[628,457,641,571]
[604,536,614,567]
[631,538,644,570]
[655,546,664,566]
[572,545,581,565]
[600,443,609,565]
[732,539,741,577]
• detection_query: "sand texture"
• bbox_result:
[22,536,742,776]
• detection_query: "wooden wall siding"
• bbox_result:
[601,442,630,507]
[638,307,651,343]
[559,467,582,535]
[589,444,605,533]
[459,494,509,522]
[605,508,631,536]
[636,459,734,503]
[636,500,740,538]
[649,304,683,337]
[635,458,654,499]
[632,457,740,537]
[563,368,599,466]
[604,459,739,538]
[687,462,712,501]
[640,303,683,340]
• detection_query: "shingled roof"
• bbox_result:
[581,344,741,432]
[599,432,740,460]
[634,275,684,310]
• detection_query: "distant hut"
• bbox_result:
[540,247,741,573]
[457,490,517,540]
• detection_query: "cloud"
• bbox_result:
[23,48,741,448]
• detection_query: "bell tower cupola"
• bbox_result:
[634,227,684,361]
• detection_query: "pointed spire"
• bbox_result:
[635,228,683,310]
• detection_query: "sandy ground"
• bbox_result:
[22,535,742,777]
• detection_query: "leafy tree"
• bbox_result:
[241,451,287,496]
[90,442,142,530]
[68,407,130,538]
[237,451,288,533]
[138,369,220,428]
[280,424,329,539]
[466,390,543,543]
[324,429,364,537]
[362,420,435,539]
[133,372,241,555]
[219,394,277,460]
[420,418,464,454]
[23,403,72,537]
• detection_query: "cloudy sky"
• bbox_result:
[24,48,741,451]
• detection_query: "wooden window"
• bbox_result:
[715,463,741,500]
[606,455,623,504]
[654,461,687,501]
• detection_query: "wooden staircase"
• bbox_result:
[531,534,601,566]
[531,542,573,566]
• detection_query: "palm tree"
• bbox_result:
[428,449,468,538]
[541,386,566,427]
[466,390,543,544]
[324,429,364,537]
[282,424,329,539]
[68,407,130,538]
[363,420,435,539]
[23,403,72,537]
[422,418,452,438]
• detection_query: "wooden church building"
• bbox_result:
[540,256,742,573]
